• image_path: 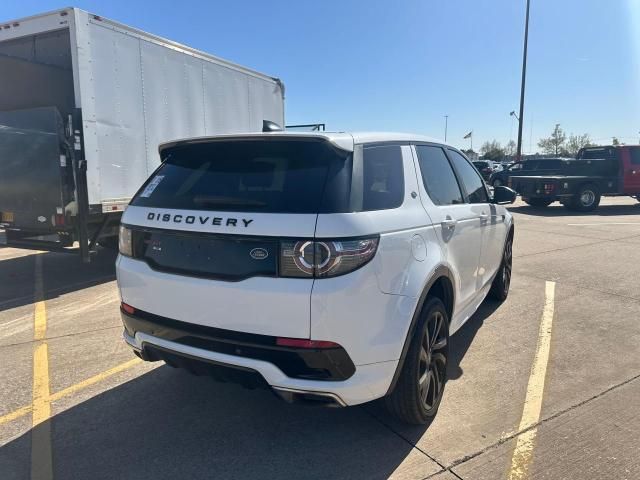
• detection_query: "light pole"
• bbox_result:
[516,0,531,161]
[444,115,449,142]
[510,111,519,121]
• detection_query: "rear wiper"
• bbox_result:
[192,195,267,208]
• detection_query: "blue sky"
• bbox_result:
[4,0,640,152]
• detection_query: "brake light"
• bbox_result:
[276,337,340,349]
[54,214,65,226]
[121,302,135,315]
[279,236,379,278]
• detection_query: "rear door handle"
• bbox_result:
[480,212,489,223]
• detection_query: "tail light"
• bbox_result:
[280,236,379,278]
[119,225,133,257]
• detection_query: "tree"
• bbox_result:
[538,124,567,155]
[505,140,516,156]
[480,140,505,161]
[612,137,621,146]
[565,133,593,157]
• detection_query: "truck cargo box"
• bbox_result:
[0,8,285,260]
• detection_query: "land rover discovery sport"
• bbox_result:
[116,132,516,424]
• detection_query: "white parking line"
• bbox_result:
[567,222,640,226]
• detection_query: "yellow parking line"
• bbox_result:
[507,281,556,480]
[48,357,142,402]
[0,358,143,426]
[30,254,53,480]
[31,341,51,427]
[0,405,32,426]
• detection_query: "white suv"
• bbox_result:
[116,132,516,424]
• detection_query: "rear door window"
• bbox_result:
[415,145,464,205]
[447,150,489,204]
[361,145,404,211]
[131,140,352,213]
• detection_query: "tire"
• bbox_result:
[489,233,513,301]
[567,184,601,212]
[386,297,449,425]
[492,179,504,188]
[524,198,553,208]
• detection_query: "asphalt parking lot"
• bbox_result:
[1,197,639,480]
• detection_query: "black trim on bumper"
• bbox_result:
[142,344,269,390]
[121,308,355,381]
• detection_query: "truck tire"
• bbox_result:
[385,297,449,425]
[524,198,553,208]
[567,184,601,212]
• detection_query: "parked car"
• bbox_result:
[116,131,516,425]
[489,158,565,188]
[472,160,495,181]
[513,145,640,211]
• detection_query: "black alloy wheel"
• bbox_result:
[417,310,448,413]
[386,297,450,424]
[490,234,513,301]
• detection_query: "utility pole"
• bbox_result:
[444,115,449,142]
[516,0,531,161]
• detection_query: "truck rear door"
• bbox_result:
[0,107,70,232]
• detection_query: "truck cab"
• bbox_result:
[577,146,640,195]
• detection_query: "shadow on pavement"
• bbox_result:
[0,365,424,480]
[508,202,640,217]
[0,247,117,312]
[447,298,501,381]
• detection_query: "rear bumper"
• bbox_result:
[121,308,397,406]
[121,308,355,381]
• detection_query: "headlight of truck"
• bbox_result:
[118,225,133,257]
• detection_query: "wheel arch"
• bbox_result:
[385,265,455,396]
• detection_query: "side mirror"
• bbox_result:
[492,186,517,205]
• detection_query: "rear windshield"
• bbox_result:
[131,140,352,213]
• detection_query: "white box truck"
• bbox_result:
[0,8,285,261]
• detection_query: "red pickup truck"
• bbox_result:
[511,145,640,211]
